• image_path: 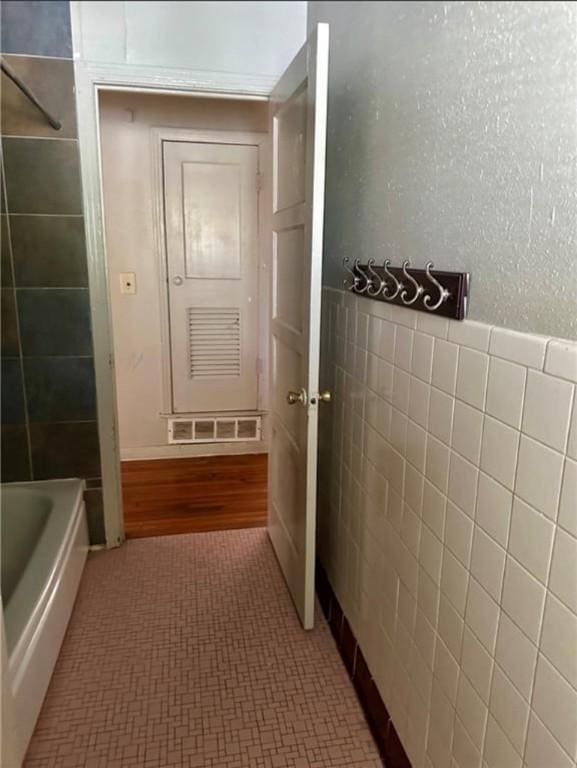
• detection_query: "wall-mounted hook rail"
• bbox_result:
[342,257,469,320]
[1,58,62,131]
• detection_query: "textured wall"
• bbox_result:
[309,2,577,339]
[1,1,104,543]
[72,0,306,80]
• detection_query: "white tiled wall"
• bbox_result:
[318,288,577,768]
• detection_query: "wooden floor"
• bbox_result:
[121,454,268,539]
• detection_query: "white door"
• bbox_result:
[163,141,260,413]
[268,23,329,630]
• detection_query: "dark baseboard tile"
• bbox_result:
[316,562,412,768]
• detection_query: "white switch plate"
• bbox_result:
[120,272,136,294]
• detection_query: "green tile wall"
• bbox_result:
[1,0,104,544]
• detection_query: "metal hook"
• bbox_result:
[354,259,370,294]
[382,259,402,300]
[366,258,385,296]
[400,260,424,306]
[343,257,359,291]
[423,261,450,311]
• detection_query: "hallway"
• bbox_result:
[24,530,382,767]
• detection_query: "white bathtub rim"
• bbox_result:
[4,479,85,668]
[9,491,87,691]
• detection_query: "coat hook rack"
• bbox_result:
[1,58,62,131]
[342,258,469,320]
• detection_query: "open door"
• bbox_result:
[268,23,329,630]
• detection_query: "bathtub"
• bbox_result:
[1,479,89,765]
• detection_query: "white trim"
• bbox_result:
[73,56,275,548]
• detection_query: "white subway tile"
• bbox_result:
[405,462,425,517]
[465,577,500,654]
[448,452,479,518]
[452,715,481,768]
[501,556,546,643]
[452,401,484,465]
[484,715,523,768]
[441,547,469,616]
[409,376,430,429]
[415,608,436,669]
[357,312,369,349]
[430,677,456,746]
[390,408,408,454]
[432,339,459,395]
[508,497,554,583]
[558,458,577,537]
[525,713,573,768]
[395,325,414,372]
[485,357,527,430]
[545,339,577,383]
[522,370,574,452]
[475,473,513,548]
[456,671,488,749]
[470,526,506,601]
[540,592,577,689]
[489,664,530,755]
[549,526,577,614]
[448,319,492,353]
[489,327,548,369]
[422,479,447,539]
[367,315,382,355]
[393,368,410,413]
[391,304,418,329]
[461,627,493,704]
[429,387,455,444]
[495,612,537,704]
[445,500,474,567]
[515,436,564,521]
[418,564,440,627]
[419,524,444,585]
[439,593,464,659]
[480,416,520,490]
[532,653,577,758]
[426,435,451,493]
[412,331,434,382]
[402,503,422,560]
[380,320,396,362]
[456,347,489,410]
[417,312,449,340]
[434,636,459,704]
[406,420,427,472]
[567,402,577,460]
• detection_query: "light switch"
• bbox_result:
[120,272,136,295]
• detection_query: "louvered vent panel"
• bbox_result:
[187,307,241,379]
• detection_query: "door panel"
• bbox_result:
[163,141,259,414]
[268,24,329,629]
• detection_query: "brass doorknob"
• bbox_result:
[287,389,306,405]
[318,390,332,403]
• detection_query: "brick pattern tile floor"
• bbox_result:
[25,529,382,767]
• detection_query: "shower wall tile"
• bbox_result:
[10,215,88,287]
[318,288,577,768]
[1,358,25,424]
[1,2,104,542]
[0,0,72,58]
[18,289,93,356]
[1,55,77,139]
[24,357,97,422]
[2,138,82,214]
[30,421,101,480]
[1,425,31,482]
[1,287,19,355]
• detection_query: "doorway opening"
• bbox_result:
[98,90,271,538]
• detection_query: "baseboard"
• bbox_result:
[316,561,412,768]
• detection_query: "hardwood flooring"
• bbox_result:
[121,453,268,539]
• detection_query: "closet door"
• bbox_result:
[268,23,329,629]
[163,141,259,413]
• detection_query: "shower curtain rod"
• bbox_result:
[1,58,62,131]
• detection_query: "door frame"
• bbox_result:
[150,128,270,418]
[73,45,275,546]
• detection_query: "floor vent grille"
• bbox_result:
[168,416,261,444]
